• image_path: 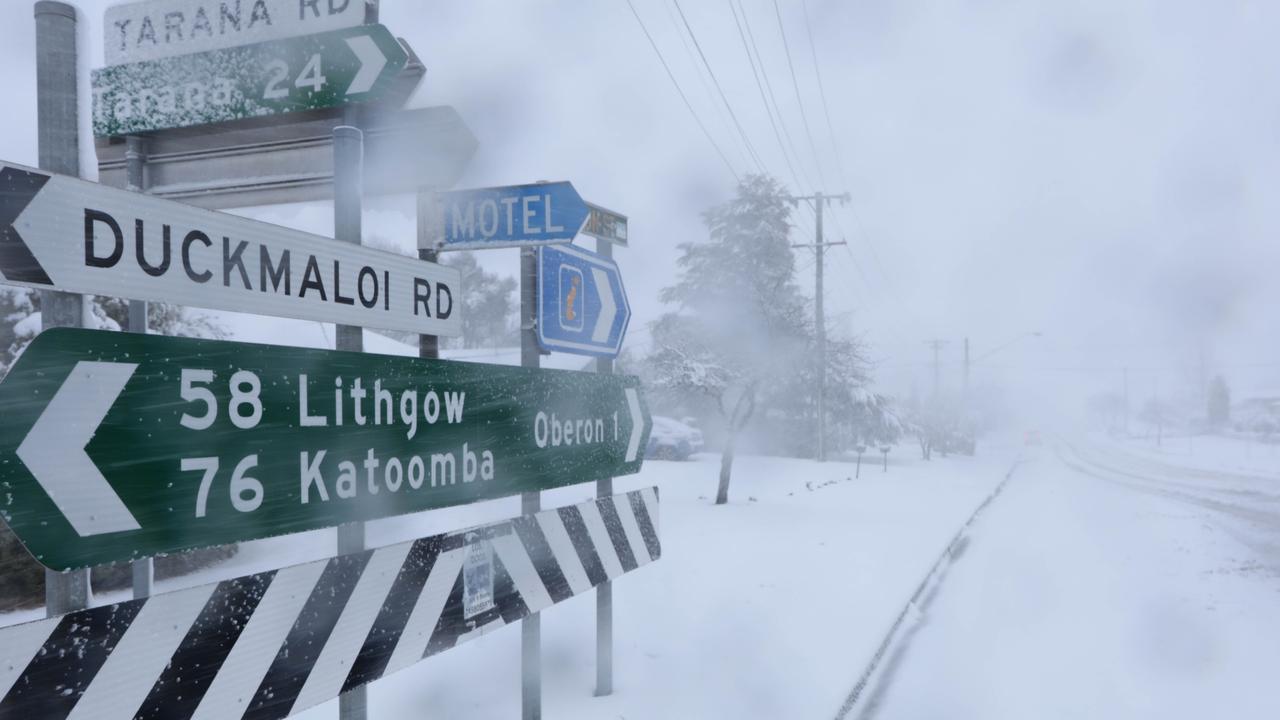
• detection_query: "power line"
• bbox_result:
[739,0,813,192]
[729,0,805,194]
[799,0,848,189]
[662,0,753,172]
[623,0,740,180]
[672,0,767,174]
[771,0,827,188]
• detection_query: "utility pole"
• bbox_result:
[925,339,950,400]
[790,191,848,462]
[963,337,970,402]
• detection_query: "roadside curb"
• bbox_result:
[832,456,1024,719]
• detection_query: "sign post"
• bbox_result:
[33,0,90,618]
[0,328,651,571]
[92,24,408,137]
[536,243,631,358]
[0,159,461,337]
[520,243,542,719]
[332,122,367,720]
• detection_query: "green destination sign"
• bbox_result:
[0,329,651,570]
[92,24,407,137]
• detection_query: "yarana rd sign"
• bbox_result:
[0,160,459,336]
[433,182,590,250]
[105,0,367,65]
[0,329,652,571]
[93,24,407,137]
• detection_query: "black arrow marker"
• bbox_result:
[0,166,52,285]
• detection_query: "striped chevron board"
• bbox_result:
[0,488,659,720]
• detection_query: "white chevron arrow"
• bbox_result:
[16,361,141,536]
[625,387,644,462]
[591,267,617,344]
[345,35,388,95]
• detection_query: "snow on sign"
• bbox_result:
[537,243,632,357]
[92,24,407,137]
[0,160,458,336]
[0,328,652,570]
[104,0,366,66]
[0,489,661,720]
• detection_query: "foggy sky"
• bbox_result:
[1,0,1277,415]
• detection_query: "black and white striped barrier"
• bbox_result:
[0,488,659,720]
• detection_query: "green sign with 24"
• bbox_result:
[91,24,407,136]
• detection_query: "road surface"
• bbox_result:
[856,437,1280,719]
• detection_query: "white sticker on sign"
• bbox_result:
[463,539,495,619]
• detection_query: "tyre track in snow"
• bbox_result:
[1055,439,1280,572]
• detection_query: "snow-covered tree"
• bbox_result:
[0,289,225,377]
[850,392,904,448]
[648,174,810,503]
[440,251,518,349]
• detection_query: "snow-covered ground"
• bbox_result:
[859,437,1280,719]
[282,446,1019,719]
[0,437,1020,717]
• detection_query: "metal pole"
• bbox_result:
[125,133,154,599]
[333,124,367,720]
[417,190,441,359]
[594,240,615,696]
[814,193,825,462]
[35,0,90,618]
[1123,367,1130,436]
[520,246,541,719]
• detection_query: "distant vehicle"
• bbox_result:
[1025,430,1042,446]
[647,416,702,460]
[678,417,706,451]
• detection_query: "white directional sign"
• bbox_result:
[0,160,460,336]
[105,0,366,65]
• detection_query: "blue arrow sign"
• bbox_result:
[436,182,589,249]
[537,244,631,358]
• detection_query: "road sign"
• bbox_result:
[95,105,478,209]
[92,25,407,137]
[104,0,368,66]
[537,243,631,357]
[0,488,659,720]
[0,159,459,336]
[583,202,628,246]
[0,328,652,570]
[433,182,590,250]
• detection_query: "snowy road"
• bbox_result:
[858,438,1280,720]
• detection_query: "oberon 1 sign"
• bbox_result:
[104,0,366,65]
[0,160,460,336]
